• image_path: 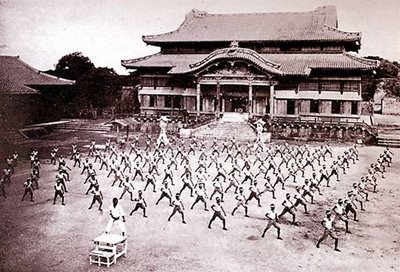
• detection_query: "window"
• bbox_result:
[287,100,295,115]
[320,81,341,91]
[173,96,182,108]
[141,76,170,88]
[351,101,358,115]
[164,95,172,108]
[141,76,155,87]
[331,100,342,114]
[149,95,155,107]
[343,81,360,92]
[310,100,319,113]
[299,81,318,91]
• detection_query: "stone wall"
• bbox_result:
[382,97,400,115]
[266,123,376,144]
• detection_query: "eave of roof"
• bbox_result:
[0,55,74,95]
[122,51,379,77]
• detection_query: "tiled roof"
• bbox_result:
[121,51,379,76]
[143,6,360,44]
[0,56,74,95]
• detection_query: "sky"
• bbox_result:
[0,0,399,74]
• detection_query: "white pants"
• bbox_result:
[105,218,126,234]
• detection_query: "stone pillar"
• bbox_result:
[269,85,274,117]
[196,83,201,116]
[216,81,221,117]
[248,82,253,117]
[222,97,225,113]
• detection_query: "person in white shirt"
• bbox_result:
[316,210,340,251]
[332,198,350,233]
[167,194,186,224]
[129,190,147,218]
[190,183,209,211]
[53,180,65,205]
[261,204,282,240]
[278,193,297,225]
[105,198,126,236]
[88,184,103,211]
[231,187,249,217]
[208,197,227,231]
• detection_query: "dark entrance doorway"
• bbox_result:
[225,97,248,112]
[287,99,295,115]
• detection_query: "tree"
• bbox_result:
[50,52,95,80]
[76,67,123,109]
[363,56,400,100]
[46,52,140,117]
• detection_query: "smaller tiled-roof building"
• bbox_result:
[0,55,75,127]
[122,6,379,121]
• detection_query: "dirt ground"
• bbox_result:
[0,130,399,272]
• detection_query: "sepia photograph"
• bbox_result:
[0,0,399,271]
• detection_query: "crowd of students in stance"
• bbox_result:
[0,134,394,251]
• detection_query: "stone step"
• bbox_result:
[193,119,257,142]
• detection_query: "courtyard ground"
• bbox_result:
[0,130,399,272]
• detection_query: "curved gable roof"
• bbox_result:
[143,6,360,45]
[184,46,283,76]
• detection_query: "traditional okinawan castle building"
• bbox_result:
[122,6,378,121]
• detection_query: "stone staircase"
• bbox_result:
[193,114,257,142]
[55,121,111,132]
[377,124,400,148]
[220,112,249,123]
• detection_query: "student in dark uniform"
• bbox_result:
[208,197,228,231]
[231,187,249,217]
[129,190,148,218]
[168,193,186,224]
[12,151,19,167]
[144,173,157,193]
[0,177,6,198]
[316,210,340,251]
[88,185,103,211]
[3,168,11,184]
[179,173,195,197]
[155,183,173,206]
[245,181,262,207]
[81,158,90,174]
[21,178,34,202]
[50,149,57,165]
[73,152,82,168]
[85,175,99,195]
[278,193,297,225]
[190,183,209,211]
[261,204,282,239]
[53,180,66,205]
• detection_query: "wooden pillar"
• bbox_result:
[269,84,274,117]
[196,83,201,116]
[248,82,253,117]
[216,81,221,116]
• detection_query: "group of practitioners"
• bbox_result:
[0,133,394,251]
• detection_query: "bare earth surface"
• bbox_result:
[0,131,399,272]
